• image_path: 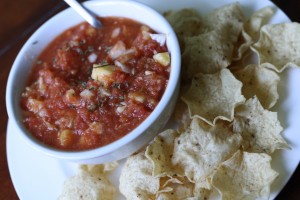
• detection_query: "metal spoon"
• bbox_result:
[64,0,102,28]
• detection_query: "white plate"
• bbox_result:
[7,0,300,199]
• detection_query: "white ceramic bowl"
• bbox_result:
[6,0,180,164]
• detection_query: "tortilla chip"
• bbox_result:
[157,176,211,200]
[80,162,118,174]
[172,84,193,132]
[145,129,179,177]
[164,9,203,49]
[156,176,194,200]
[202,3,245,43]
[182,30,234,76]
[182,68,245,125]
[211,150,278,200]
[232,64,280,109]
[251,22,300,72]
[119,152,159,200]
[161,176,183,188]
[164,8,203,38]
[232,29,253,61]
[175,4,245,76]
[172,118,242,189]
[232,7,274,61]
[172,98,191,132]
[234,96,289,154]
[244,6,275,42]
[58,165,115,200]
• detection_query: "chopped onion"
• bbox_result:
[88,53,97,63]
[108,41,136,60]
[142,31,151,40]
[27,98,43,114]
[88,122,104,134]
[65,89,75,100]
[128,92,145,103]
[111,27,121,38]
[69,40,79,47]
[43,120,57,131]
[116,102,127,113]
[80,89,94,99]
[114,60,131,73]
[145,70,154,76]
[108,41,126,60]
[99,88,111,96]
[131,68,136,75]
[37,77,46,94]
[150,33,167,46]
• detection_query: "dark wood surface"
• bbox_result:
[0,0,299,199]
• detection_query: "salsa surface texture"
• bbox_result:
[21,17,170,150]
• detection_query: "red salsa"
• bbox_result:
[21,17,170,151]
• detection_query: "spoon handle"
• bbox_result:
[64,0,102,28]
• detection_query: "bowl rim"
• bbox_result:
[5,0,181,161]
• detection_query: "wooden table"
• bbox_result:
[0,0,299,199]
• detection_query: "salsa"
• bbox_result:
[21,17,170,151]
